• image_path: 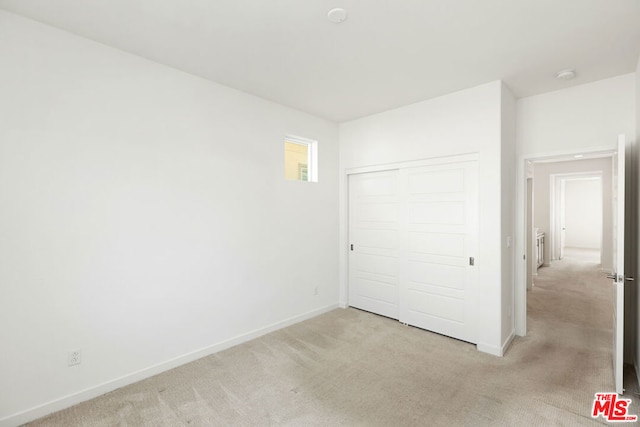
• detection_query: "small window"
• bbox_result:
[284,136,317,182]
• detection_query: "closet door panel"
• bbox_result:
[348,170,401,319]
[347,159,478,344]
[400,161,478,343]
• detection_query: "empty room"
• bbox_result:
[1,1,639,426]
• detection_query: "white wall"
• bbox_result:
[564,178,602,249]
[517,74,636,157]
[532,159,611,269]
[514,74,635,335]
[0,11,339,425]
[500,83,516,345]
[339,81,511,356]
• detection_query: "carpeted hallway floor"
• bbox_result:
[26,249,639,426]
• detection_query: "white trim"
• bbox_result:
[477,331,515,357]
[285,134,316,146]
[285,135,318,182]
[476,342,503,357]
[0,304,339,427]
[308,140,318,182]
[520,146,615,163]
[339,172,349,308]
[345,152,478,176]
[502,331,516,355]
[549,171,603,263]
[548,171,604,179]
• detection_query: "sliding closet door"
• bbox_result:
[399,161,478,343]
[348,170,401,319]
[348,158,479,343]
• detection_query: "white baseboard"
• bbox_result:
[501,331,516,355]
[477,332,515,357]
[0,303,339,427]
[476,342,502,357]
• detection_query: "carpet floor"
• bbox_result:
[26,249,639,426]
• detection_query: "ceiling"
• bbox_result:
[1,0,639,122]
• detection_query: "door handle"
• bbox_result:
[606,274,632,282]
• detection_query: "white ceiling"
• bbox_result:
[1,0,639,122]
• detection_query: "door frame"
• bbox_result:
[549,171,604,264]
[526,177,534,291]
[515,146,617,336]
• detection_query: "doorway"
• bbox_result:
[527,156,613,290]
[516,137,636,395]
[550,173,604,265]
[523,154,618,388]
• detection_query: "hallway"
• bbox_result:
[526,247,640,421]
[529,247,608,329]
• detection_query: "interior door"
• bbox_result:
[348,170,401,319]
[399,161,478,343]
[611,135,626,395]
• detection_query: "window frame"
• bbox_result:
[285,135,318,182]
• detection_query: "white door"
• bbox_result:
[348,170,401,319]
[348,159,479,344]
[399,161,478,343]
[611,135,626,394]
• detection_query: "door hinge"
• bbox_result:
[469,257,475,266]
[350,244,354,251]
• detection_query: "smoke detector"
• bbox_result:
[328,8,348,23]
[556,69,576,80]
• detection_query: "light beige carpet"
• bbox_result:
[26,252,639,426]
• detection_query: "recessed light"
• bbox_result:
[328,8,348,23]
[574,154,584,158]
[556,69,576,80]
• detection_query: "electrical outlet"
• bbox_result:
[68,349,81,366]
